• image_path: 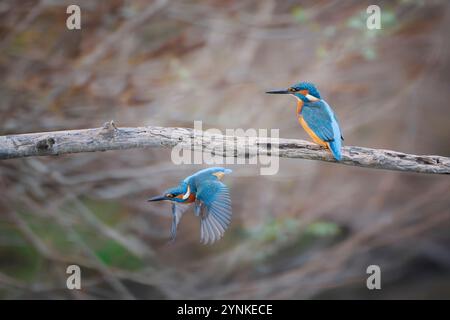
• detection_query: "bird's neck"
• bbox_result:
[296,99,304,115]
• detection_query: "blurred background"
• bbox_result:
[0,0,449,299]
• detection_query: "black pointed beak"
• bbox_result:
[147,195,166,202]
[266,89,290,94]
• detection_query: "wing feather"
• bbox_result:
[204,217,215,244]
[170,203,191,242]
[210,214,225,233]
[302,100,341,143]
[196,180,232,244]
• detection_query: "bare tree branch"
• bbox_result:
[0,121,449,175]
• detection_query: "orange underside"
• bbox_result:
[298,116,328,148]
[296,99,303,115]
[296,97,329,149]
[175,193,196,203]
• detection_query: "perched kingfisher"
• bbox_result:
[147,167,233,245]
[266,82,343,161]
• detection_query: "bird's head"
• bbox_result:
[266,82,321,103]
[147,182,191,203]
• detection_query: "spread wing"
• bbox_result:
[302,100,340,142]
[170,203,191,242]
[196,180,232,244]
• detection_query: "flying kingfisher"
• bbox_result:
[147,167,232,245]
[266,82,343,161]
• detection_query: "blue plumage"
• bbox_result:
[292,82,321,101]
[301,100,343,160]
[196,179,232,244]
[148,167,233,244]
[266,81,344,161]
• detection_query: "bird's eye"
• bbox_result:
[166,194,174,198]
[288,87,296,92]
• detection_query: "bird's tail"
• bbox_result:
[327,140,342,161]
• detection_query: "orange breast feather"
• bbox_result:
[176,192,196,203]
[298,116,327,147]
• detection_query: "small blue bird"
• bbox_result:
[148,167,232,244]
[266,82,344,161]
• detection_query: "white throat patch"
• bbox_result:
[305,94,320,102]
[182,185,191,200]
[291,94,320,102]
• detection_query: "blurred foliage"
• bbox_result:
[346,7,397,60]
[292,6,309,24]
